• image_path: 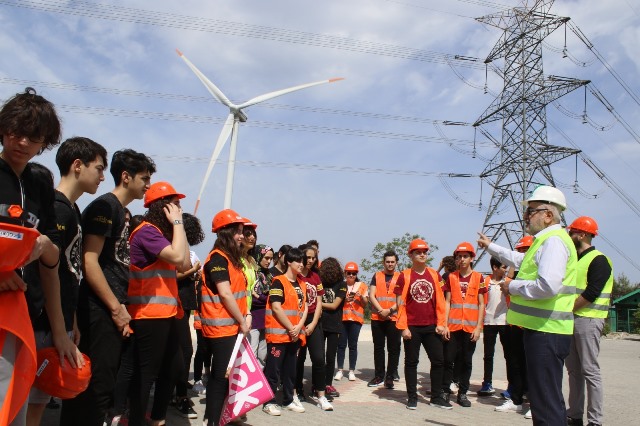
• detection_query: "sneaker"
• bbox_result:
[478,381,495,396]
[193,380,206,395]
[524,409,532,419]
[312,389,333,403]
[263,404,281,416]
[384,375,394,389]
[367,376,384,387]
[295,388,307,403]
[177,398,198,419]
[291,395,305,411]
[110,415,122,426]
[325,385,340,398]
[393,372,400,381]
[348,370,356,381]
[457,393,471,408]
[406,397,418,410]
[316,395,333,411]
[285,401,305,413]
[334,370,343,381]
[494,399,522,413]
[430,393,453,410]
[500,385,512,400]
[567,417,584,425]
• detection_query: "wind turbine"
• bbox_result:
[176,49,344,213]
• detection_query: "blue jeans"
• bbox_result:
[337,321,362,371]
[523,329,571,425]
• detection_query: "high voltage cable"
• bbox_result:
[1,0,485,71]
[56,104,494,147]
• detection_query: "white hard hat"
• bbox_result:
[522,185,567,211]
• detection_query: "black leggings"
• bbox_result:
[295,319,326,392]
[129,317,181,426]
[193,329,212,382]
[323,331,340,387]
[204,334,237,426]
[174,311,193,397]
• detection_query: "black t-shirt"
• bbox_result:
[0,159,57,321]
[321,279,347,333]
[203,252,230,295]
[34,191,82,331]
[178,275,198,311]
[79,192,129,309]
[269,277,304,309]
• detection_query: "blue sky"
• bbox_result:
[1,0,638,282]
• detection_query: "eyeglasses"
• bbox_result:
[523,207,549,217]
[345,272,357,276]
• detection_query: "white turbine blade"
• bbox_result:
[237,77,344,109]
[176,49,236,108]
[193,113,234,214]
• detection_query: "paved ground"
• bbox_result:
[42,326,640,425]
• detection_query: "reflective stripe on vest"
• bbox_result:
[343,283,366,324]
[447,271,483,333]
[507,228,577,334]
[127,222,180,319]
[574,249,613,319]
[265,275,307,344]
[200,249,248,338]
[371,271,400,321]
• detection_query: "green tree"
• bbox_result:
[360,232,438,282]
[612,273,640,301]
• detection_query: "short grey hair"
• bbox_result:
[544,203,562,224]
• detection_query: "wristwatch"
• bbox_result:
[173,219,183,225]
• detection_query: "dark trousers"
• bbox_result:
[204,334,237,426]
[403,325,445,399]
[337,321,362,371]
[482,324,509,383]
[193,329,211,382]
[129,318,181,426]
[524,329,571,425]
[61,305,123,426]
[174,311,193,397]
[371,319,401,379]
[265,341,300,407]
[443,330,476,394]
[324,331,340,387]
[295,320,325,391]
[112,334,135,415]
[505,326,527,405]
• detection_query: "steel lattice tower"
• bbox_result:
[473,0,590,249]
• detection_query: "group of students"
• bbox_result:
[0,87,611,426]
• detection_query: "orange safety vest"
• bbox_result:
[265,275,307,344]
[447,271,483,333]
[193,311,202,330]
[396,268,446,330]
[0,289,37,425]
[342,282,367,324]
[200,249,248,338]
[370,271,400,321]
[127,222,181,319]
[484,275,511,306]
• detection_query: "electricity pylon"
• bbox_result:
[473,0,589,249]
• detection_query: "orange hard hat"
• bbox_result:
[408,239,429,254]
[454,241,476,257]
[0,220,40,272]
[515,235,534,250]
[568,216,598,236]
[33,347,92,399]
[212,209,245,233]
[243,218,258,229]
[345,261,359,272]
[143,181,186,208]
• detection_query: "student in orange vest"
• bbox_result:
[367,251,402,389]
[126,182,189,426]
[394,239,451,411]
[478,257,510,397]
[200,209,249,426]
[335,262,368,383]
[264,248,319,415]
[442,241,486,408]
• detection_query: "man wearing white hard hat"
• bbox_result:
[477,185,577,425]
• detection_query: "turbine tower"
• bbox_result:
[472,0,589,248]
[177,50,343,213]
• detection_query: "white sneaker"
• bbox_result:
[193,380,206,395]
[285,401,305,413]
[348,371,356,381]
[317,395,333,411]
[262,404,281,416]
[110,415,121,426]
[334,370,343,381]
[494,399,522,412]
[524,408,532,419]
[292,394,304,409]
